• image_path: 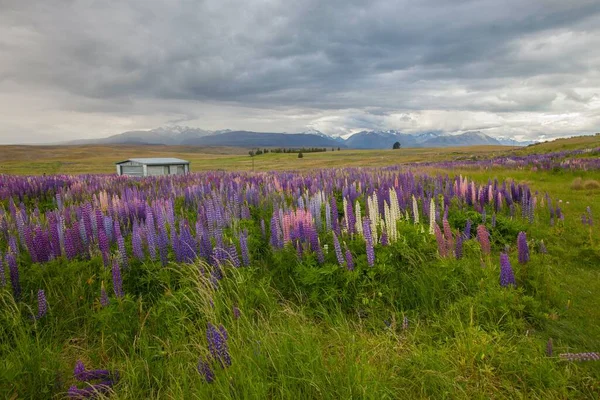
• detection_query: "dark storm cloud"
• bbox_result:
[0,0,599,143]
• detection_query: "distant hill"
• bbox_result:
[180,131,345,148]
[66,126,535,149]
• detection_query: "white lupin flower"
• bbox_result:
[343,197,350,233]
[412,195,419,224]
[429,197,436,234]
[389,188,399,223]
[368,194,379,244]
[355,201,363,236]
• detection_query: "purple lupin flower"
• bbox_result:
[380,230,388,246]
[73,360,115,382]
[227,243,240,267]
[499,253,516,287]
[307,226,324,264]
[463,219,472,240]
[74,360,85,378]
[132,222,144,260]
[111,258,124,299]
[197,357,215,383]
[9,236,19,257]
[517,231,529,264]
[6,253,21,300]
[332,232,344,267]
[98,228,110,268]
[68,382,113,399]
[0,253,5,287]
[239,229,250,266]
[455,234,463,260]
[269,213,281,249]
[145,218,157,262]
[100,284,110,307]
[206,322,231,368]
[116,233,128,267]
[64,226,79,260]
[345,249,354,271]
[232,304,241,321]
[546,338,553,357]
[330,196,340,235]
[37,289,48,319]
[362,218,375,267]
[346,199,356,235]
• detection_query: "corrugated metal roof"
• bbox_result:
[116,158,190,165]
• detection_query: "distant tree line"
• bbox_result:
[249,147,341,156]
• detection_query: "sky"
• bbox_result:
[1,0,599,144]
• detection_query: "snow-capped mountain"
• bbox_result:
[66,125,534,148]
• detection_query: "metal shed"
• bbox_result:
[115,158,190,177]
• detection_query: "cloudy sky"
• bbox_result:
[1,0,599,144]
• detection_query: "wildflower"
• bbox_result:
[197,357,215,383]
[239,229,250,266]
[517,231,529,264]
[73,360,115,382]
[380,230,388,246]
[499,253,516,287]
[132,222,144,260]
[206,323,231,368]
[429,198,435,234]
[402,316,409,331]
[559,352,600,362]
[345,249,354,271]
[6,253,21,300]
[332,232,345,267]
[68,382,113,399]
[362,218,375,267]
[464,219,472,239]
[100,283,110,307]
[232,305,241,320]
[111,258,123,299]
[37,289,48,319]
[434,224,446,257]
[0,254,5,288]
[477,225,491,255]
[539,240,547,254]
[455,234,463,259]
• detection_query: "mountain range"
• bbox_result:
[67,126,536,149]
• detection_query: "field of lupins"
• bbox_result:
[1,152,600,398]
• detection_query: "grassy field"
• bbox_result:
[1,135,599,176]
[1,137,600,399]
[0,144,519,175]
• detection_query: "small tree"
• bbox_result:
[298,152,304,159]
[393,141,401,149]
